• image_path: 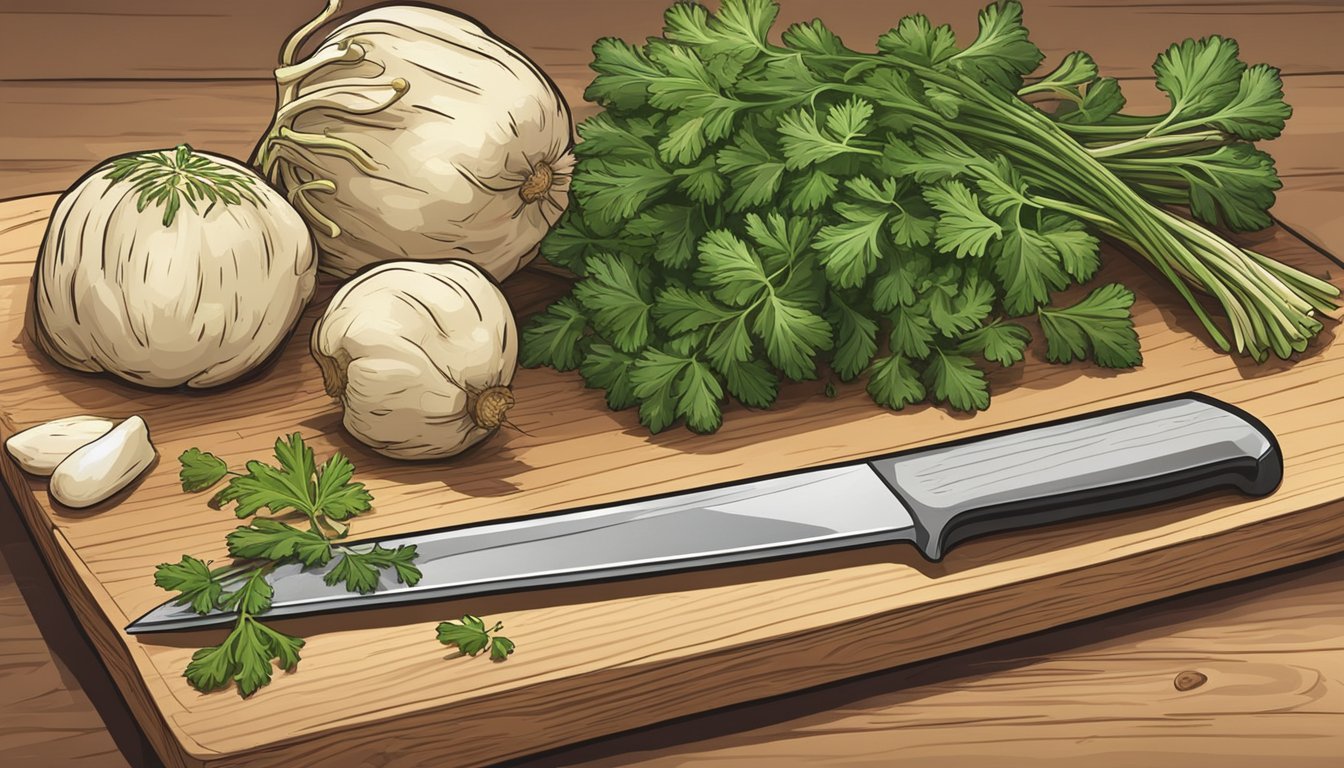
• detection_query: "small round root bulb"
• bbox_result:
[519,161,555,204]
[470,385,516,430]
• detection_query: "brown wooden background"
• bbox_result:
[2,1,1343,766]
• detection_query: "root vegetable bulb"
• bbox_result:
[255,0,575,281]
[33,145,317,389]
[311,261,518,460]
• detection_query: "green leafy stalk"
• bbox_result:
[155,435,422,697]
[522,0,1335,433]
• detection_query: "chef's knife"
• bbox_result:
[126,393,1280,634]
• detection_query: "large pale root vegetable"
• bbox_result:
[254,0,575,281]
[33,145,317,389]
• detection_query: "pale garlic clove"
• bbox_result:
[5,415,117,476]
[49,416,156,508]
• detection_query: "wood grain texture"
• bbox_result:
[1,193,1343,768]
[533,553,1344,768]
[3,0,1341,81]
[3,1,1344,766]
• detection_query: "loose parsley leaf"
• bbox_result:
[179,448,230,493]
[489,635,516,661]
[437,615,514,661]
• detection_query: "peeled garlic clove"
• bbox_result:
[5,415,117,476]
[49,416,156,508]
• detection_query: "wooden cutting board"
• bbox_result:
[2,193,1343,768]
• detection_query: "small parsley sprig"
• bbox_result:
[437,615,516,662]
[103,144,264,227]
[154,434,422,697]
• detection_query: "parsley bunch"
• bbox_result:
[154,435,421,697]
[522,0,1337,433]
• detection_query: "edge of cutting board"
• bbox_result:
[2,193,1344,768]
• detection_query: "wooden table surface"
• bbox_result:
[1,1,1342,766]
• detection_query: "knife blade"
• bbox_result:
[126,393,1280,634]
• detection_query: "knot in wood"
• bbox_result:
[1174,670,1208,691]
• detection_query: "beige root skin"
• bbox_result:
[312,348,351,400]
[314,346,515,433]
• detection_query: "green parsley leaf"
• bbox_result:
[889,306,936,359]
[718,357,778,407]
[489,635,516,662]
[212,434,367,525]
[575,112,659,161]
[814,202,888,289]
[877,14,958,66]
[754,298,832,380]
[179,448,229,492]
[631,348,690,433]
[993,225,1071,315]
[437,615,513,661]
[627,204,701,267]
[579,343,640,410]
[1040,214,1102,281]
[154,555,225,615]
[674,156,727,204]
[1152,36,1245,130]
[781,18,848,56]
[520,298,589,370]
[960,321,1032,366]
[718,132,786,211]
[324,544,422,595]
[924,350,990,411]
[676,358,725,433]
[867,354,926,410]
[829,295,879,380]
[1038,283,1142,368]
[221,569,274,616]
[585,38,662,110]
[925,180,1002,258]
[572,160,674,224]
[949,1,1043,91]
[927,274,995,337]
[225,519,332,568]
[696,229,771,306]
[574,254,654,353]
[1020,51,1099,99]
[784,168,840,212]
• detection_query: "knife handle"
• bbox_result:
[869,395,1282,561]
